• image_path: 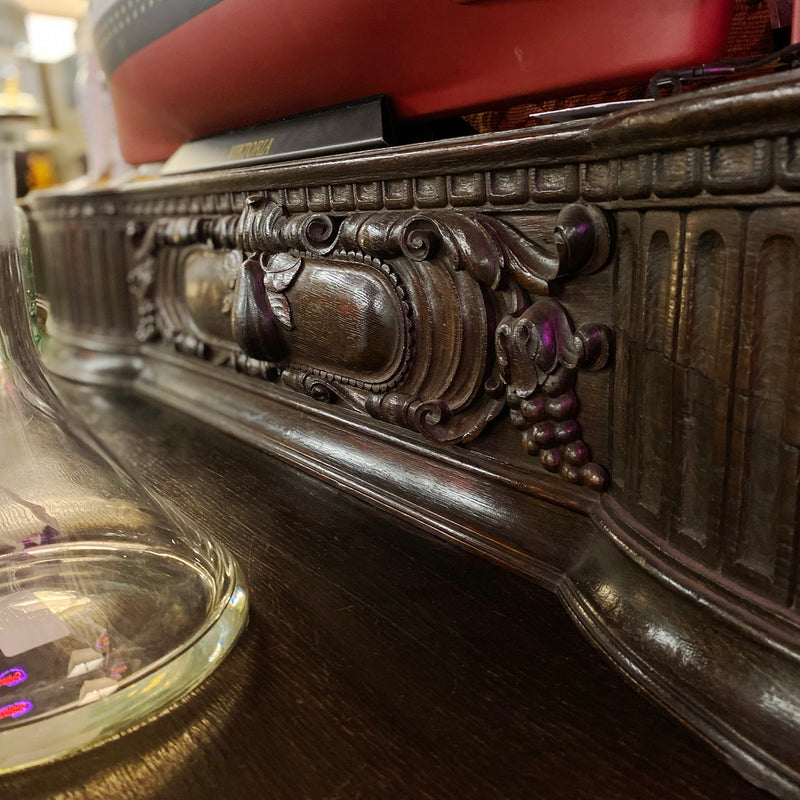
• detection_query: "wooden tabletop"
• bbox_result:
[0,381,769,800]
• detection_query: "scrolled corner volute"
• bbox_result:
[338,201,612,295]
[124,197,615,456]
[492,299,612,491]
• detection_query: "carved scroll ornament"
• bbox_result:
[128,195,613,486]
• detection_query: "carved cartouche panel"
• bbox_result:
[127,196,613,481]
[231,250,412,391]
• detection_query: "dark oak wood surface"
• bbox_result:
[0,380,766,800]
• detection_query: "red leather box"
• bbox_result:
[93,0,735,164]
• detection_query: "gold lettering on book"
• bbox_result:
[228,137,275,161]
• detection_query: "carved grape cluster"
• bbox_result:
[495,299,611,492]
[507,367,607,491]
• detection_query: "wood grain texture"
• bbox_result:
[24,72,800,795]
[0,380,766,800]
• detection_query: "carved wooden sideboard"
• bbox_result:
[24,72,800,797]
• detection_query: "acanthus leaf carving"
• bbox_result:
[126,220,160,343]
[267,293,293,330]
[365,393,453,440]
[126,258,159,343]
[262,252,302,330]
[280,368,367,408]
[493,299,612,491]
[264,252,303,294]
[337,202,611,294]
[127,197,614,480]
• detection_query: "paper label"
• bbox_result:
[0,590,70,657]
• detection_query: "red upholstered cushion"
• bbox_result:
[94,0,735,164]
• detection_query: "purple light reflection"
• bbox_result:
[0,668,27,689]
[0,699,32,720]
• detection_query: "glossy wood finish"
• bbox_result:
[24,71,800,796]
[0,380,766,800]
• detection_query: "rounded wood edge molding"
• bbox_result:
[560,511,800,800]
